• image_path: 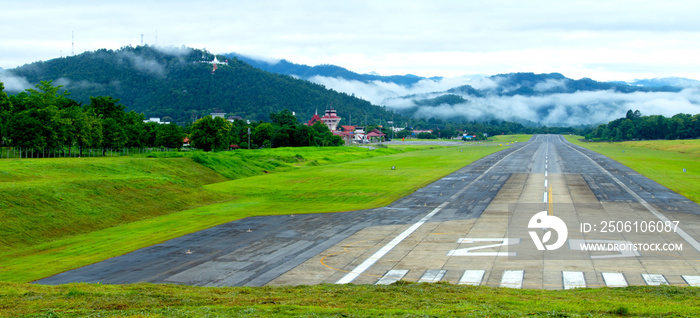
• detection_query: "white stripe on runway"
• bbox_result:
[500,270,524,289]
[545,171,548,177]
[642,274,668,286]
[418,269,447,283]
[336,144,531,284]
[682,275,700,287]
[543,192,548,203]
[458,270,485,286]
[562,271,586,289]
[376,269,409,285]
[602,273,628,287]
[544,180,548,188]
[565,143,700,254]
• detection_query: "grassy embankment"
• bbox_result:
[0,143,505,283]
[1,281,698,317]
[565,136,700,203]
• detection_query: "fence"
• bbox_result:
[0,147,179,159]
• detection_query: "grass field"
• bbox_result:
[565,136,700,203]
[0,144,505,283]
[1,282,698,317]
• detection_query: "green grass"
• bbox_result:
[1,282,698,317]
[565,136,700,203]
[0,144,504,283]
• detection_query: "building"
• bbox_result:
[307,110,323,126]
[320,108,341,131]
[143,118,170,124]
[366,129,386,142]
[210,109,226,119]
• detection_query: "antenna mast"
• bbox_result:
[71,31,74,55]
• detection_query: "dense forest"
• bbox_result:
[7,45,399,126]
[585,110,700,141]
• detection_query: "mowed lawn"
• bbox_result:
[565,136,700,203]
[0,144,505,283]
[1,282,699,317]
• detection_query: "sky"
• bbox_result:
[2,0,700,82]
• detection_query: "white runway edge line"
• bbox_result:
[563,139,700,254]
[335,143,532,284]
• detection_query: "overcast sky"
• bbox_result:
[3,0,700,81]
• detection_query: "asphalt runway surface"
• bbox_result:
[37,135,700,289]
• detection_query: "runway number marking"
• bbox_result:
[447,238,520,257]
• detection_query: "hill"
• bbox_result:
[215,55,694,126]
[226,53,436,86]
[3,46,400,125]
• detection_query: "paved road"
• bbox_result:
[37,135,700,289]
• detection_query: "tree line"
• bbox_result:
[0,80,185,156]
[0,81,344,156]
[188,109,343,151]
[585,110,700,141]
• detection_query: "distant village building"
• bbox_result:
[320,108,341,131]
[306,108,342,132]
[210,109,226,119]
[143,118,170,124]
[307,110,323,126]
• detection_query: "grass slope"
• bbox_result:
[0,144,503,283]
[565,136,700,203]
[1,282,698,317]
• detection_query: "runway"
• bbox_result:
[37,135,700,289]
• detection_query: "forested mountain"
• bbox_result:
[225,53,437,86]
[4,46,399,125]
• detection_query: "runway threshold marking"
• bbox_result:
[419,269,447,283]
[602,272,628,287]
[564,142,700,253]
[376,270,409,285]
[562,271,586,289]
[642,274,668,286]
[500,270,524,288]
[459,270,486,285]
[682,275,700,287]
[335,144,531,284]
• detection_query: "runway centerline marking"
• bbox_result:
[335,144,531,284]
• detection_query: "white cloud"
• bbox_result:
[3,1,700,82]
[0,70,32,92]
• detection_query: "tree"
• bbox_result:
[189,116,231,151]
[25,80,70,109]
[87,96,126,122]
[71,108,103,156]
[253,122,273,147]
[101,117,126,152]
[0,82,12,145]
[155,123,185,149]
[269,109,298,127]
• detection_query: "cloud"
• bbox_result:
[154,45,192,57]
[534,79,568,92]
[306,74,700,126]
[120,51,165,76]
[0,70,32,92]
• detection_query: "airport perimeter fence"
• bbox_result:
[0,147,181,159]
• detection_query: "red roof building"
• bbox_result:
[321,108,341,131]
